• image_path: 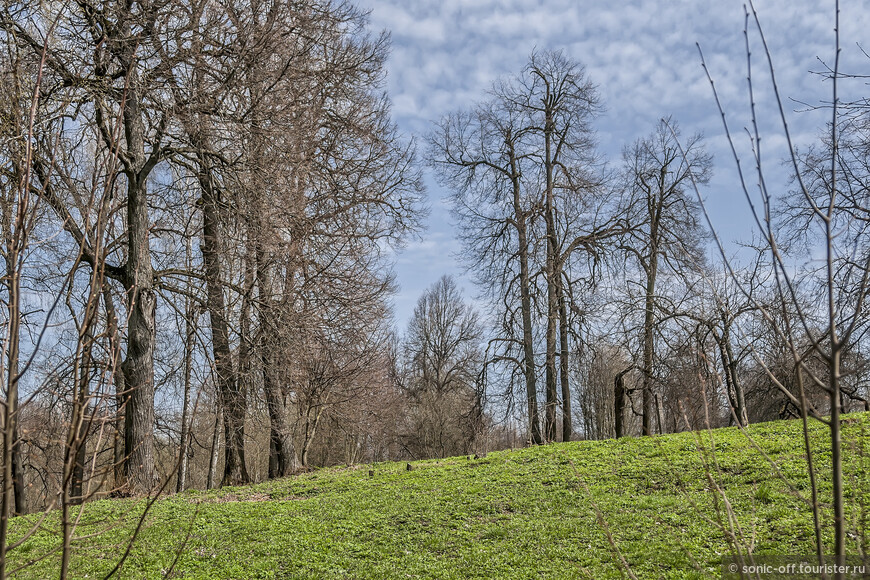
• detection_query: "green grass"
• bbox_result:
[7,413,870,579]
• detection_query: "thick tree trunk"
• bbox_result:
[614,368,630,438]
[198,165,249,487]
[262,355,298,477]
[116,67,159,494]
[255,242,298,478]
[121,173,158,494]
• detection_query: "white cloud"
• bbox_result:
[357,0,870,326]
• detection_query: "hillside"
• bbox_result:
[9,414,870,579]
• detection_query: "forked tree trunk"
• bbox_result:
[262,360,298,478]
[255,242,298,478]
[116,66,159,494]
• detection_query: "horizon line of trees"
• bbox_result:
[428,48,870,449]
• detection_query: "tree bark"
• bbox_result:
[509,143,542,445]
[614,368,631,438]
[69,308,96,505]
[254,234,299,478]
[723,329,748,426]
[116,63,159,494]
[543,109,559,443]
[102,287,127,492]
[641,190,661,436]
[207,406,221,490]
[120,171,158,494]
[198,161,249,487]
[557,281,572,442]
[176,293,195,494]
[2,265,24,519]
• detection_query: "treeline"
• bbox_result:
[428,50,870,447]
[0,0,440,518]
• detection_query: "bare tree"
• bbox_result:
[691,1,869,569]
[429,51,609,444]
[0,0,195,493]
[429,83,543,443]
[401,276,483,458]
[619,118,711,435]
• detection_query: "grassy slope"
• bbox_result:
[8,414,870,579]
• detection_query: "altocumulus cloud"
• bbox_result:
[355,0,870,326]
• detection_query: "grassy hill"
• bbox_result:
[8,414,870,579]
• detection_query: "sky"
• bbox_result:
[354,0,870,331]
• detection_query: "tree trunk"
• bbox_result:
[176,292,195,494]
[543,111,559,443]
[557,281,572,442]
[117,69,158,494]
[197,154,249,487]
[642,247,659,436]
[722,328,748,426]
[829,334,845,569]
[207,406,221,490]
[121,173,158,494]
[70,387,89,505]
[255,242,298,478]
[2,271,24,521]
[614,368,630,438]
[509,147,542,445]
[262,358,298,477]
[102,286,127,492]
[6,323,24,516]
[655,393,665,435]
[300,404,325,469]
[69,315,94,505]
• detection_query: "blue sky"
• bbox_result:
[355,0,870,330]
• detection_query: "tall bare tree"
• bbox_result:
[620,118,711,435]
[430,51,607,444]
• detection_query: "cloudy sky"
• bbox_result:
[354,0,870,329]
